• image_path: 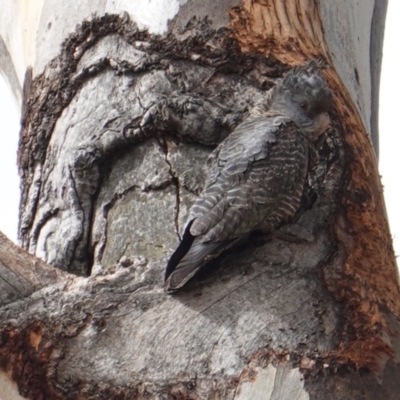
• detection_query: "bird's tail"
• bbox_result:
[165,223,223,293]
[165,240,221,292]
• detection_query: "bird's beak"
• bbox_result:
[314,112,331,137]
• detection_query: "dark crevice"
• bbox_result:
[86,166,107,276]
[97,183,141,270]
[158,136,182,240]
[66,165,86,273]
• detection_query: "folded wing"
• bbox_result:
[165,116,309,292]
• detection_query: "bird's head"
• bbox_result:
[268,61,333,140]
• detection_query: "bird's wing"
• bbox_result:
[187,115,287,241]
[165,116,309,292]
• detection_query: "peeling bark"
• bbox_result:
[18,22,279,275]
[0,0,399,399]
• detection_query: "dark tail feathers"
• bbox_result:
[165,222,221,293]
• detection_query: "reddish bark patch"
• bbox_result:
[0,325,59,400]
[229,0,328,64]
[229,0,400,371]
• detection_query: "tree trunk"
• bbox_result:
[1,1,399,399]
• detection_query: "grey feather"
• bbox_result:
[164,63,333,292]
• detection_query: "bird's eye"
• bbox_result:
[300,102,308,109]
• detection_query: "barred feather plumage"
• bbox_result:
[165,62,333,292]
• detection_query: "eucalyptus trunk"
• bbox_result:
[0,1,398,399]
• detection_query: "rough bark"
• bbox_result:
[0,1,399,399]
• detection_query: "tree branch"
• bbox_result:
[0,232,67,306]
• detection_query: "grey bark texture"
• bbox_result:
[1,1,399,399]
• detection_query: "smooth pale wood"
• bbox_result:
[234,365,309,400]
[0,371,28,400]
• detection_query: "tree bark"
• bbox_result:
[1,1,399,399]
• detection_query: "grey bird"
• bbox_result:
[165,62,333,292]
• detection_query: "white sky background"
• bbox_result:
[0,4,399,260]
[379,1,400,258]
[0,75,19,242]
